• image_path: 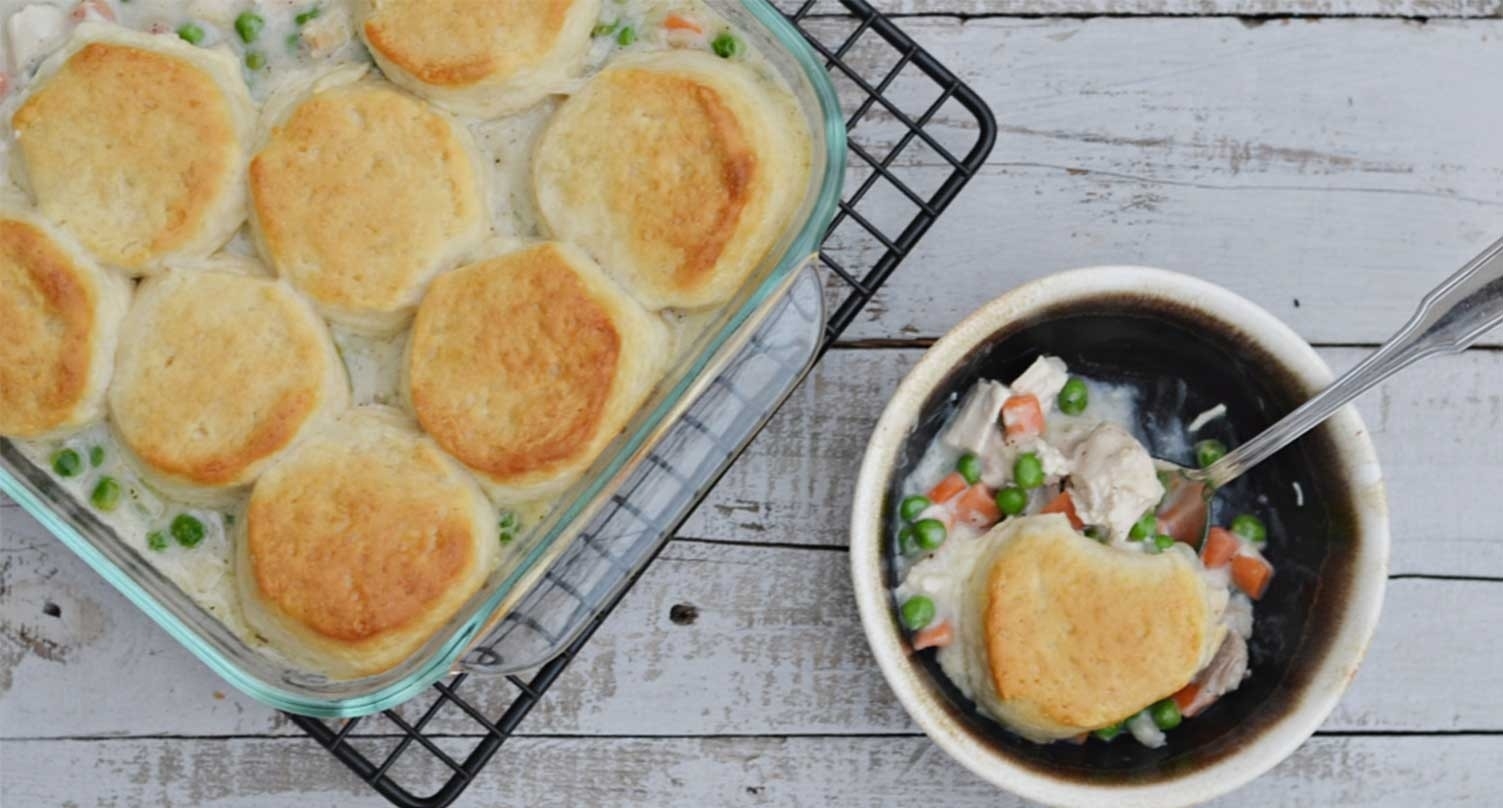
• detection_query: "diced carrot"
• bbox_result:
[1000,394,1045,441]
[664,13,703,32]
[1172,683,1202,715]
[1040,490,1084,531]
[928,472,968,505]
[955,483,1002,529]
[1157,479,1208,546]
[1231,554,1274,600]
[912,620,952,650]
[1202,527,1239,568]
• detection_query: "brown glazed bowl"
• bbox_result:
[849,267,1388,806]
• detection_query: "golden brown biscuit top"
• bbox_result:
[408,243,621,481]
[246,423,479,642]
[12,42,240,269]
[249,83,482,313]
[0,219,97,435]
[559,67,757,299]
[983,527,1210,731]
[364,0,576,87]
[111,273,331,485]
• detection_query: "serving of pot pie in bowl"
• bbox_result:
[850,267,1388,806]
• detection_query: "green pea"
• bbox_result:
[171,514,205,548]
[177,23,205,45]
[89,446,105,467]
[224,513,235,526]
[1145,534,1176,554]
[1057,377,1089,415]
[1128,510,1157,541]
[245,51,266,70]
[711,31,741,59]
[1230,513,1267,546]
[285,32,301,50]
[234,11,264,43]
[1150,698,1183,730]
[52,449,83,477]
[1194,439,1228,469]
[90,477,121,511]
[898,525,919,555]
[995,486,1028,516]
[294,6,321,25]
[615,25,636,46]
[899,595,935,631]
[1013,452,1044,489]
[1093,722,1124,741]
[956,453,982,485]
[147,531,169,552]
[500,511,520,530]
[499,531,514,545]
[899,495,930,522]
[913,519,946,551]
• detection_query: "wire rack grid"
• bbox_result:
[288,2,997,804]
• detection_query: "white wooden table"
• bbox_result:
[5,1,1503,804]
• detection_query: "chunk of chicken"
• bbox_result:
[7,4,67,75]
[1010,356,1069,414]
[1066,423,1164,541]
[1185,631,1250,717]
[941,380,1009,457]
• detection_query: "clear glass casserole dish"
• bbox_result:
[0,0,845,717]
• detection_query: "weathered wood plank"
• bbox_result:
[688,347,1503,578]
[3,534,1500,738]
[1,734,1496,808]
[796,17,1503,344]
[789,0,1500,18]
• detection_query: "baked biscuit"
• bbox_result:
[249,71,488,333]
[0,211,129,438]
[358,0,600,118]
[406,242,668,503]
[533,51,809,310]
[11,24,253,274]
[964,515,1224,741]
[109,267,348,503]
[238,408,499,678]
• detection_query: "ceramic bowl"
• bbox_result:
[849,266,1389,807]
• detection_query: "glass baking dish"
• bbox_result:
[0,0,845,718]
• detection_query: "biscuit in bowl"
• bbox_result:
[358,0,600,118]
[248,72,488,334]
[533,50,809,310]
[406,241,669,503]
[10,24,254,275]
[109,266,348,504]
[0,211,130,438]
[954,515,1225,742]
[238,407,499,678]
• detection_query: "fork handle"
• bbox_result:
[1202,235,1503,489]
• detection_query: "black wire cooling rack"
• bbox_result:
[288,2,997,804]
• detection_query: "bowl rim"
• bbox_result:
[848,265,1390,808]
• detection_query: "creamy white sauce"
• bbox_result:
[3,0,809,656]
